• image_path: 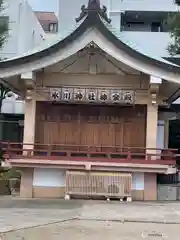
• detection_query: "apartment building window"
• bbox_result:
[151,22,161,32]
[124,22,148,31]
[49,23,57,33]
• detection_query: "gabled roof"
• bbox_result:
[0,0,180,81]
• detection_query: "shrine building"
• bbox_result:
[1,0,180,201]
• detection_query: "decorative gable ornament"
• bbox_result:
[75,0,111,24]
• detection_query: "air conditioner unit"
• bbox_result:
[107,183,124,197]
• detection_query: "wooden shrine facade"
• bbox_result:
[35,103,145,149]
[1,0,180,200]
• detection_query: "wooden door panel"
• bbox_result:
[58,123,67,144]
[115,123,123,147]
[92,124,98,146]
[123,122,132,148]
[45,122,59,144]
[108,124,116,147]
[80,123,100,146]
[35,121,44,144]
[130,119,146,147]
[80,123,91,146]
[35,103,146,149]
[100,123,110,146]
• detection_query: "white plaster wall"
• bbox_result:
[0,0,46,59]
[132,173,144,190]
[33,168,66,187]
[121,32,172,58]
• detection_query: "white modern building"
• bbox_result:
[58,0,179,58]
[0,0,46,59]
[0,0,47,114]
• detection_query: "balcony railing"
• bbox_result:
[0,142,177,165]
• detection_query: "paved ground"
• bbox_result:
[0,197,180,239]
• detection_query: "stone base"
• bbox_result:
[19,168,157,200]
[132,190,144,201]
[32,186,65,198]
[20,168,33,198]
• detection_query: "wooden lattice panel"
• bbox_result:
[66,171,132,198]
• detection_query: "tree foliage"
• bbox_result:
[0,0,11,185]
[0,0,8,49]
[0,0,10,111]
[167,1,180,55]
[0,83,10,109]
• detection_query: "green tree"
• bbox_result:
[0,0,8,48]
[0,0,12,195]
[0,0,10,141]
[0,0,9,111]
[167,1,180,55]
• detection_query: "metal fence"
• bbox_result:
[66,171,132,198]
[157,184,180,201]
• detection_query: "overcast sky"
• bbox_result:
[28,0,58,13]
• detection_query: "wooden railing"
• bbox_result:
[0,142,177,165]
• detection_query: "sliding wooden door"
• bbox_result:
[35,103,146,149]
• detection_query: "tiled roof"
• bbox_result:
[2,22,81,61]
[34,11,58,23]
[1,14,179,70]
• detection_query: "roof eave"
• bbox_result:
[0,11,180,75]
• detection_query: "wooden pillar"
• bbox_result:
[22,72,36,148]
[146,104,158,150]
[23,99,36,147]
[146,77,161,154]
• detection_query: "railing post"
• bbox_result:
[47,144,52,157]
[23,143,33,156]
[146,154,151,161]
[87,146,90,158]
[127,150,131,162]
